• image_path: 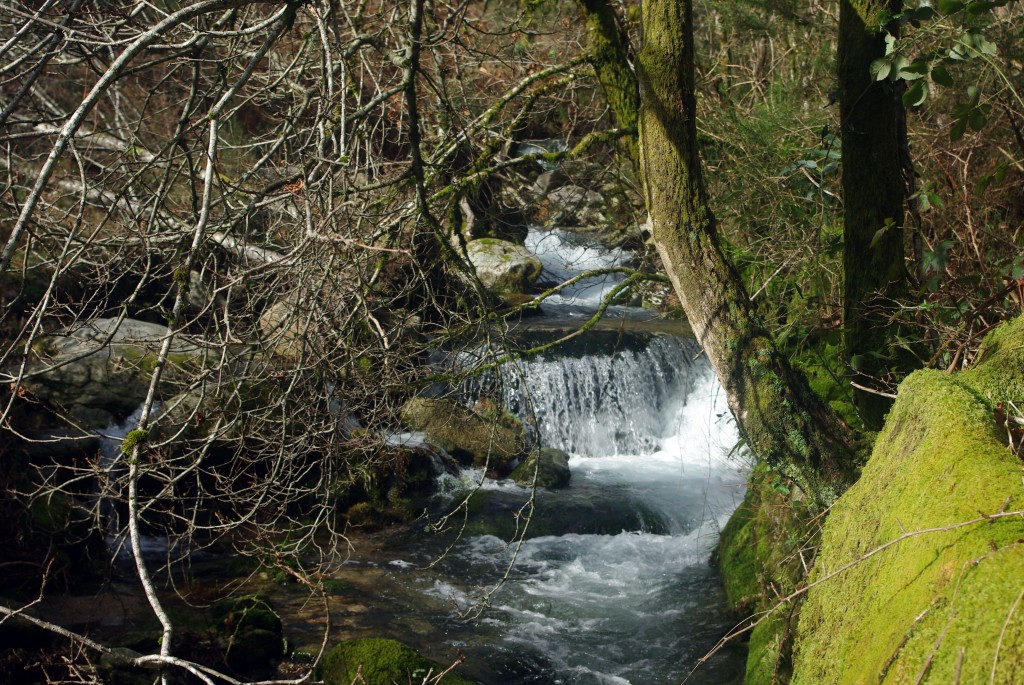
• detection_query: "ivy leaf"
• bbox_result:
[931,65,954,87]
[937,0,966,12]
[903,79,929,107]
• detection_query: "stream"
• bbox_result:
[296,229,750,684]
[83,229,749,684]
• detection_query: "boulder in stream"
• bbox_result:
[400,397,527,475]
[510,447,571,489]
[465,239,542,294]
[319,638,475,685]
[22,318,204,428]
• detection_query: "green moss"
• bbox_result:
[120,429,149,455]
[746,611,794,685]
[714,463,816,683]
[792,353,1024,683]
[318,638,475,685]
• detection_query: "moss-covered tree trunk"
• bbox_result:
[839,0,916,429]
[638,0,857,505]
[575,0,641,177]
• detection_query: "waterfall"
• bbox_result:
[425,331,748,683]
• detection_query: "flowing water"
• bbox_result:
[82,228,749,684]
[315,228,750,684]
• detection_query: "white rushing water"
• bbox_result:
[525,228,634,313]
[428,335,748,684]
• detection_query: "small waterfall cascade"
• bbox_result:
[498,334,697,456]
[324,228,749,684]
[424,333,748,684]
[94,403,169,560]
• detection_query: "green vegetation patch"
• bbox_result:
[318,638,475,685]
[792,326,1024,684]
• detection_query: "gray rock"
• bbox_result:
[466,239,542,294]
[547,185,606,226]
[23,318,202,427]
[511,447,571,489]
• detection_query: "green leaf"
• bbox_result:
[870,222,893,248]
[937,0,966,12]
[897,60,930,80]
[967,108,987,131]
[906,5,937,21]
[931,66,954,87]
[926,192,945,210]
[903,79,929,107]
[870,58,893,81]
[884,33,897,56]
[950,117,969,140]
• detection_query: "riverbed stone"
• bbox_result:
[511,447,571,489]
[466,239,542,294]
[211,594,285,673]
[399,397,526,474]
[546,184,606,226]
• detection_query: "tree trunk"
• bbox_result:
[575,0,642,176]
[839,0,916,429]
[637,0,857,505]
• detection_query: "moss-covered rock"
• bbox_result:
[466,238,542,294]
[713,463,814,683]
[510,447,571,489]
[318,638,475,685]
[210,594,285,673]
[400,397,527,475]
[791,319,1024,684]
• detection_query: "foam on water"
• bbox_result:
[525,228,633,310]
[436,334,747,683]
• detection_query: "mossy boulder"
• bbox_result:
[465,239,542,294]
[400,397,527,475]
[791,316,1024,684]
[210,595,285,673]
[713,463,813,684]
[318,638,475,685]
[21,318,203,427]
[510,448,571,489]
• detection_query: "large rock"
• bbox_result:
[465,239,542,294]
[400,397,527,474]
[23,318,202,427]
[210,594,285,673]
[511,447,571,489]
[790,316,1024,685]
[546,184,606,226]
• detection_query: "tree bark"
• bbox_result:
[638,0,857,505]
[839,0,916,429]
[575,0,642,176]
